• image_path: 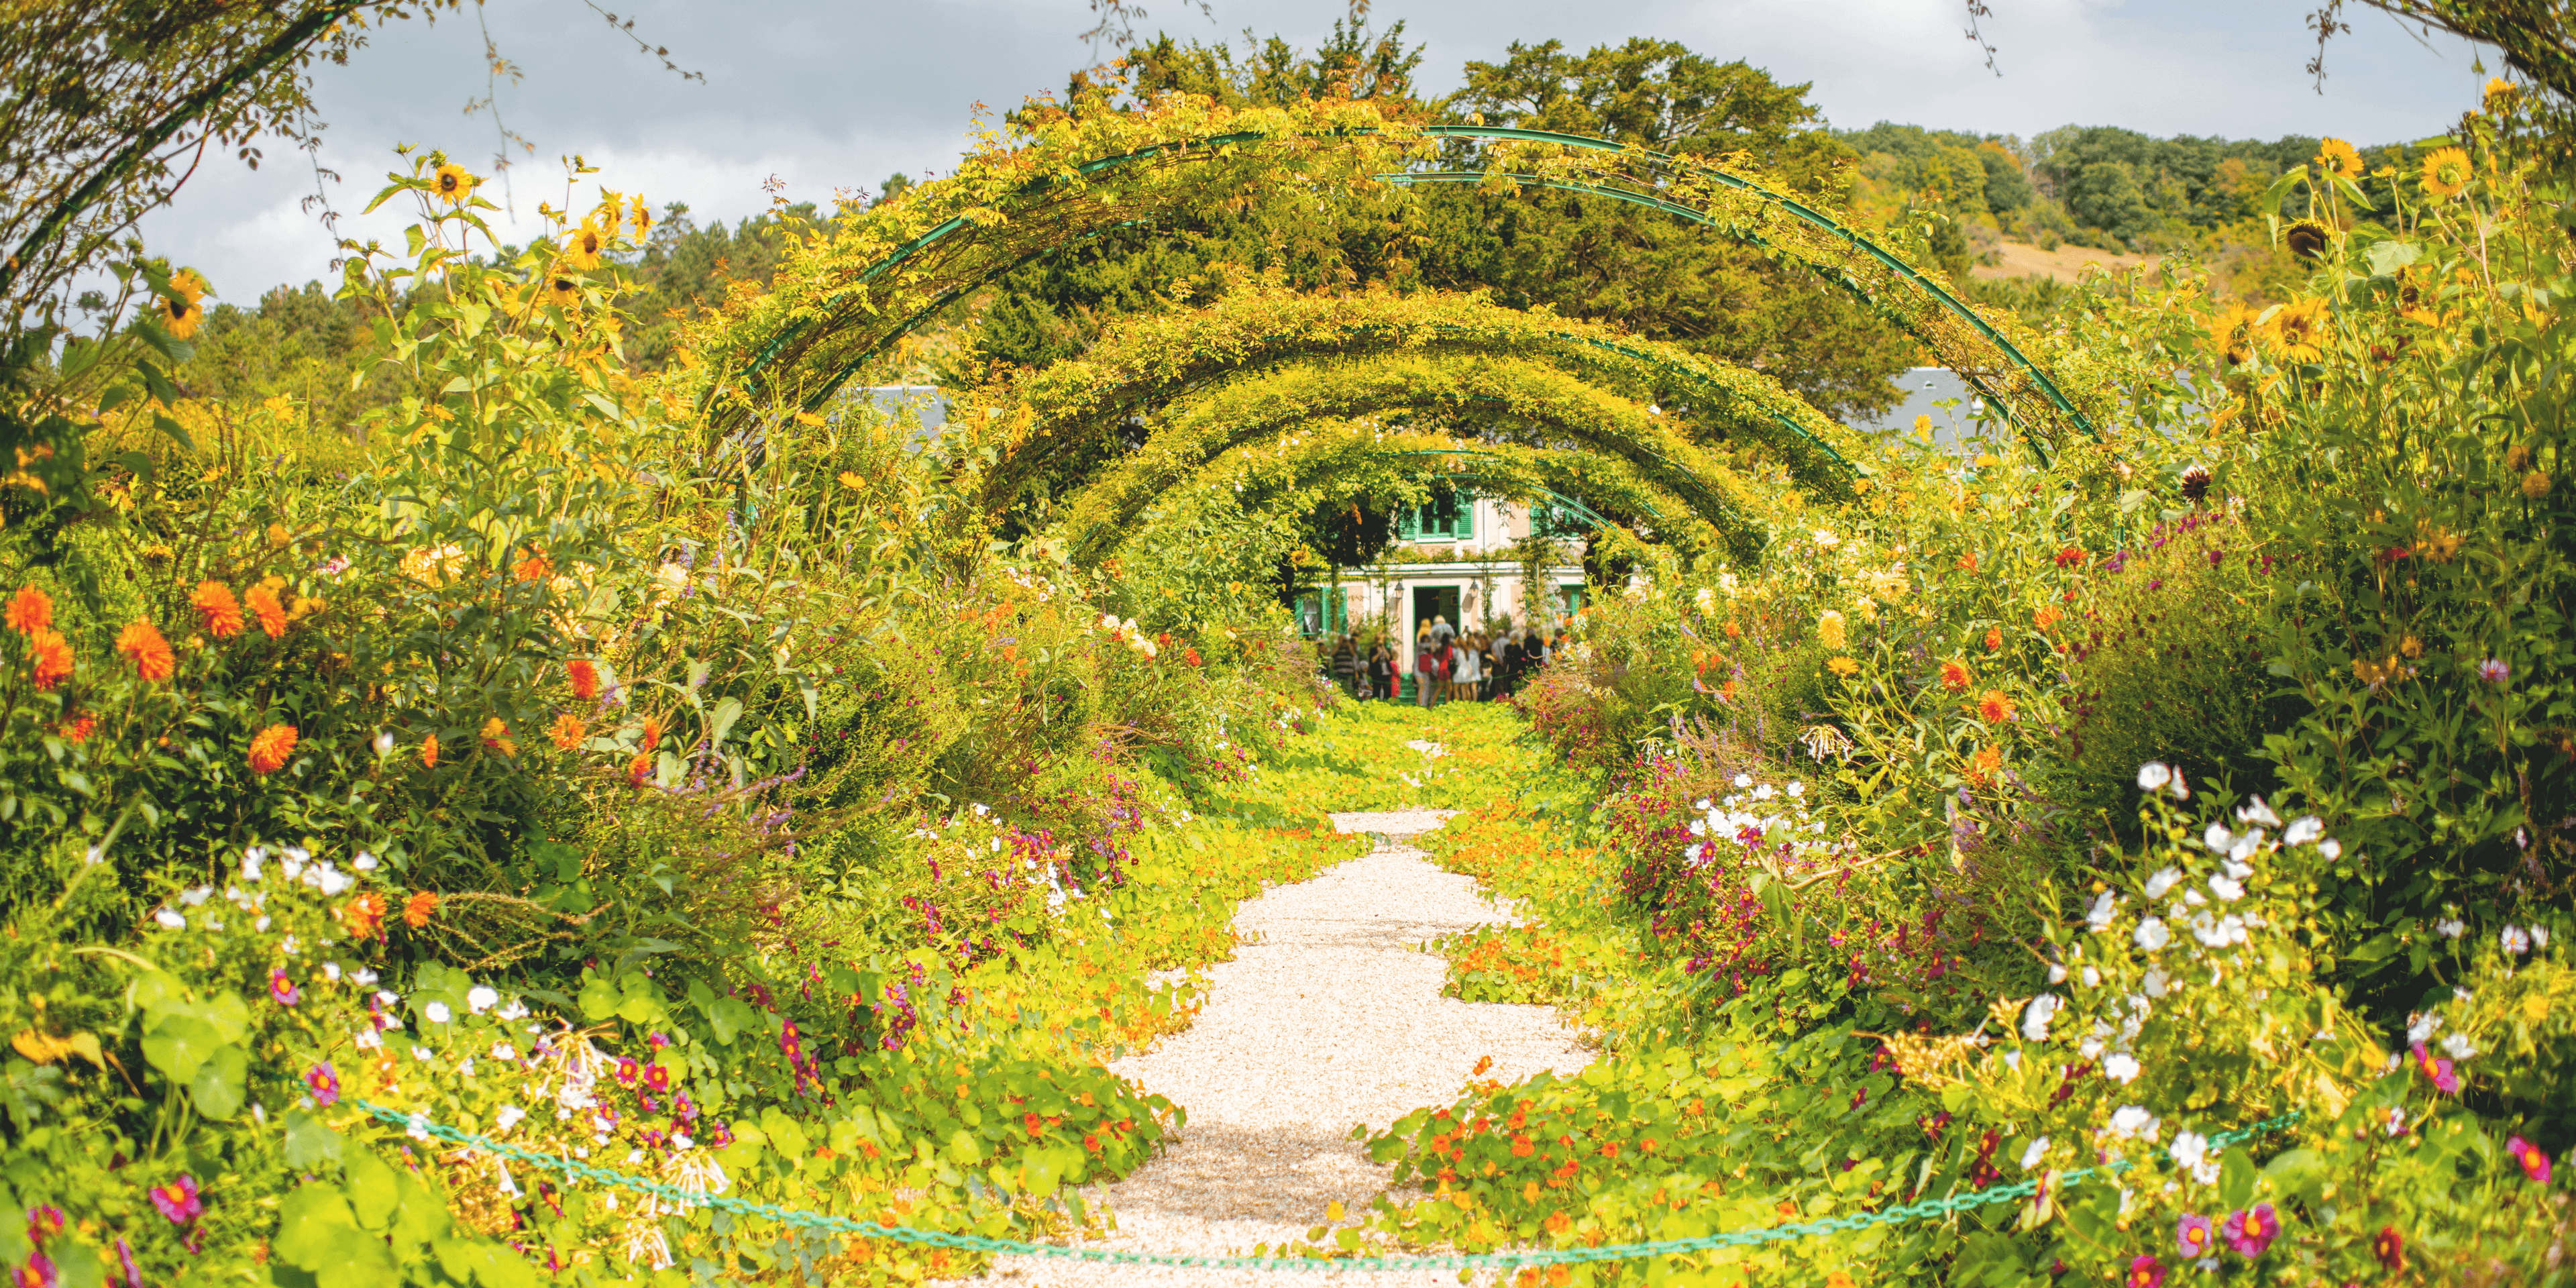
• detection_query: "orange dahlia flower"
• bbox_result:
[1977,690,2017,723]
[117,619,176,681]
[421,733,440,769]
[245,583,288,639]
[568,659,600,700]
[248,723,299,774]
[547,712,586,751]
[193,582,244,639]
[404,890,439,929]
[5,585,52,635]
[1939,659,1973,692]
[343,892,386,940]
[27,629,72,690]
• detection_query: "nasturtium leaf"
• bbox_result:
[201,990,250,1042]
[140,1012,221,1084]
[284,1108,345,1167]
[48,1240,101,1288]
[189,1042,247,1120]
[346,1149,401,1231]
[274,1182,363,1267]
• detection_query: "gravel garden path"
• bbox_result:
[981,806,1593,1286]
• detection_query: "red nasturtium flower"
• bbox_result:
[568,659,600,700]
[404,890,439,929]
[28,629,72,690]
[192,581,244,638]
[1978,690,2017,724]
[248,723,299,774]
[118,619,175,681]
[244,583,288,639]
[1939,659,1974,692]
[5,584,52,634]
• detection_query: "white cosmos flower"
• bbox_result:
[153,908,185,930]
[2143,867,2182,899]
[2086,892,2119,932]
[2237,797,2282,828]
[2022,993,2062,1041]
[2107,1106,2160,1140]
[2102,1053,2141,1084]
[2441,1032,2478,1061]
[2082,965,2102,989]
[2436,918,2465,938]
[2144,968,2171,998]
[2504,926,2533,956]
[2134,918,2171,951]
[1787,782,1805,798]
[1733,774,1753,789]
[2203,823,2234,853]
[425,1001,453,1024]
[315,867,351,896]
[2171,1130,2209,1170]
[2318,839,2341,859]
[2284,817,2324,846]
[353,851,378,871]
[2047,961,2068,983]
[2021,1136,2050,1170]
[2536,926,2553,949]
[467,986,500,1014]
[495,1104,526,1132]
[2137,762,2172,792]
[493,1042,519,1062]
[242,849,266,881]
[2206,875,2244,902]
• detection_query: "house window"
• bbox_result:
[1397,489,1472,541]
[1293,589,1349,638]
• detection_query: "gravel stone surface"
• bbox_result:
[973,808,1592,1285]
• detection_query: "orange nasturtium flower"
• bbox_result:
[513,553,553,584]
[245,583,288,639]
[117,619,176,681]
[28,629,72,690]
[404,891,439,929]
[342,892,387,940]
[568,659,600,700]
[1977,690,2017,723]
[2035,604,2063,632]
[1939,659,1974,692]
[193,582,245,638]
[481,717,517,757]
[5,585,52,634]
[547,713,586,751]
[248,723,299,775]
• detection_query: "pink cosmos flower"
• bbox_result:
[2124,1254,2167,1288]
[2222,1203,2279,1256]
[2175,1213,2216,1259]
[149,1174,202,1224]
[614,1056,640,1087]
[306,1061,340,1108]
[2509,1135,2554,1184]
[12,1250,56,1288]
[25,1206,64,1244]
[268,968,300,1008]
[644,1062,671,1092]
[115,1238,140,1288]
[778,1019,802,1061]
[2412,1042,2461,1094]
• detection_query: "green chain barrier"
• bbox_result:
[353,1099,2299,1273]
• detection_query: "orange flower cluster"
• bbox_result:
[58,712,96,743]
[1984,627,2003,652]
[193,582,244,638]
[118,620,175,681]
[481,717,517,757]
[5,585,50,634]
[27,630,71,690]
[248,723,299,774]
[513,553,553,584]
[1977,690,2017,723]
[1968,744,2002,786]
[421,733,441,768]
[342,892,387,939]
[246,583,288,639]
[568,659,600,700]
[404,890,439,928]
[547,712,586,751]
[1939,659,1973,692]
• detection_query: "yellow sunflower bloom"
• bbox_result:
[629,195,653,239]
[2265,299,2330,364]
[545,274,582,311]
[2208,301,2261,366]
[2484,77,2517,113]
[2315,138,2365,180]
[565,216,607,270]
[2420,146,2472,200]
[431,163,479,205]
[2284,218,2333,261]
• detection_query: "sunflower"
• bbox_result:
[2315,138,2366,180]
[2208,302,2261,366]
[629,195,653,239]
[564,216,607,270]
[2485,77,2518,114]
[2283,218,2333,261]
[432,163,479,205]
[545,274,582,310]
[2265,299,2330,364]
[2420,146,2472,200]
[154,271,208,340]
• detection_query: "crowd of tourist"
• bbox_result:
[1319,615,1566,706]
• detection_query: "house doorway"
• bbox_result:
[1411,584,1460,649]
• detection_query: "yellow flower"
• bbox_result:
[2508,445,2533,472]
[2485,77,2518,113]
[2265,299,2330,364]
[2208,302,2261,366]
[565,216,607,270]
[629,195,654,239]
[2420,146,2473,200]
[2284,218,2333,261]
[154,270,207,339]
[837,471,866,491]
[2315,138,2365,180]
[481,717,518,758]
[1826,656,1860,677]
[1817,610,1847,651]
[432,163,479,205]
[545,274,582,311]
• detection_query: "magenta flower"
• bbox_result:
[2413,1042,2463,1094]
[115,1237,141,1288]
[2479,658,2511,684]
[2176,1213,2216,1259]
[2124,1254,2167,1288]
[25,1205,64,1244]
[2509,1135,2554,1184]
[268,968,300,1008]
[14,1249,56,1288]
[2222,1203,2280,1256]
[306,1061,340,1108]
[778,1019,802,1061]
[149,1174,202,1224]
[614,1056,640,1087]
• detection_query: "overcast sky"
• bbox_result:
[141,0,2495,303]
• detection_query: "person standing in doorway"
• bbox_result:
[1415,635,1444,707]
[1430,614,1457,647]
